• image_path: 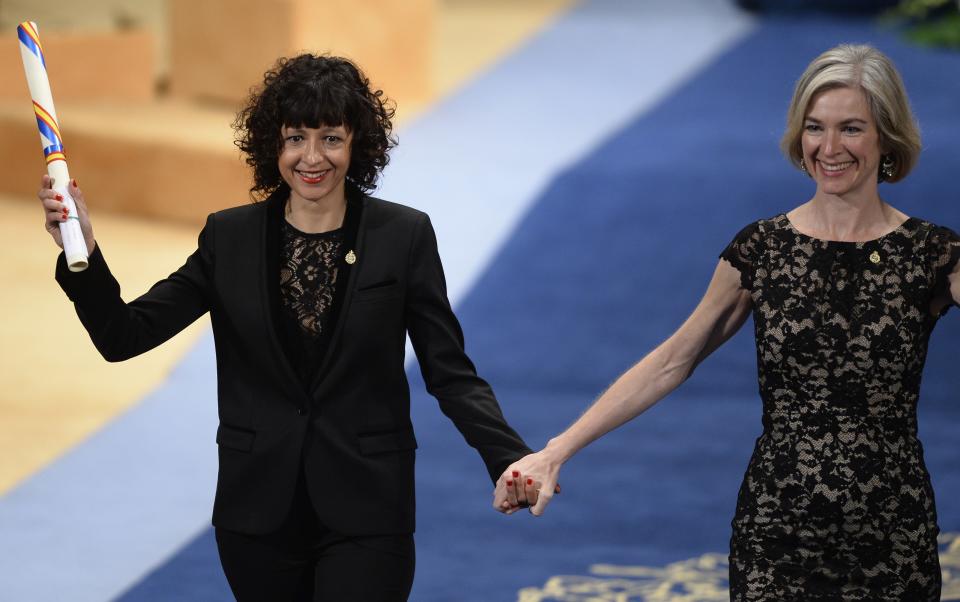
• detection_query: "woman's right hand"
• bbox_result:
[493,447,564,517]
[38,175,96,254]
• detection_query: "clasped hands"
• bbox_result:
[492,450,561,516]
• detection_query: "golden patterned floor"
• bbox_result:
[517,532,960,601]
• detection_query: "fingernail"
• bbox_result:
[512,471,519,478]
[55,194,63,201]
[72,179,78,187]
[527,478,534,485]
[63,207,69,215]
[506,480,513,486]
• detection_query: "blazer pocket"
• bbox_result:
[357,427,418,455]
[357,279,398,291]
[354,281,401,303]
[216,424,256,452]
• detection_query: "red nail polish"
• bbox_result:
[72,179,78,187]
[512,471,519,478]
[55,194,63,201]
[527,478,533,485]
[506,480,513,486]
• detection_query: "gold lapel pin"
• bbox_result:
[345,250,357,265]
[869,250,881,264]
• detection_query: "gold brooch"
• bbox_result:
[869,250,881,264]
[345,250,357,265]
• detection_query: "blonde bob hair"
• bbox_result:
[781,44,921,183]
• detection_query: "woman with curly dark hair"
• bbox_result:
[38,54,533,600]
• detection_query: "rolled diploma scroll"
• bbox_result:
[18,21,88,271]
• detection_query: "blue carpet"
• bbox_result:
[116,15,960,602]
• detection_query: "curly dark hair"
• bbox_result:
[233,54,396,199]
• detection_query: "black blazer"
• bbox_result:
[56,188,531,536]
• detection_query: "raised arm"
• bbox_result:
[495,258,752,515]
[40,175,215,362]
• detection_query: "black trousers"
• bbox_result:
[215,471,415,601]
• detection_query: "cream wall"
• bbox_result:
[0,0,169,76]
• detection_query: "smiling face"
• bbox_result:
[278,124,353,207]
[801,86,884,199]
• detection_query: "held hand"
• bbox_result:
[38,174,95,254]
[492,449,563,517]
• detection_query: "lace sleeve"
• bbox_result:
[720,221,762,291]
[930,225,960,311]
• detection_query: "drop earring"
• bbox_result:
[880,155,895,181]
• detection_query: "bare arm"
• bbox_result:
[495,258,752,515]
[951,262,960,307]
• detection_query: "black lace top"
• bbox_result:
[279,219,344,384]
[720,213,960,600]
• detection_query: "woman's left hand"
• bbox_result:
[493,449,562,516]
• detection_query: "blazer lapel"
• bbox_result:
[260,187,308,401]
[308,189,367,393]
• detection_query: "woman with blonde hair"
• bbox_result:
[496,44,959,600]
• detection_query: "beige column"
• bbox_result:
[169,0,435,107]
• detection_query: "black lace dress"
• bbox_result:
[720,213,960,601]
